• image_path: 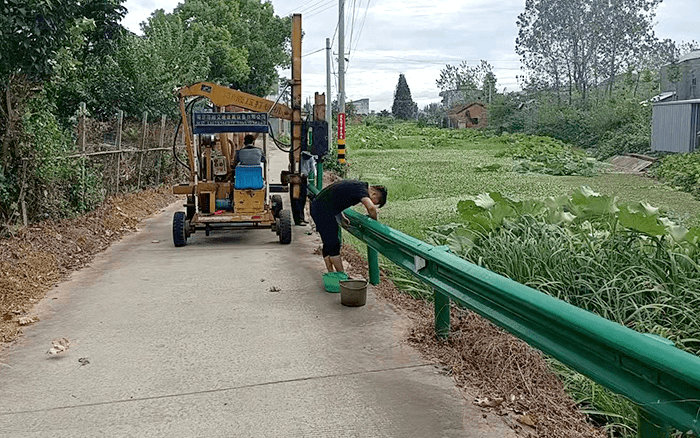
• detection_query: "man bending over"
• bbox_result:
[310,179,387,273]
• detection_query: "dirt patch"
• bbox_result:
[340,245,604,438]
[0,187,177,348]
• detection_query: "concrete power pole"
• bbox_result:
[337,0,346,164]
[326,37,332,155]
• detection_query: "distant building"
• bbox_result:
[660,50,700,101]
[349,98,370,115]
[446,102,487,129]
[652,51,700,153]
[651,99,700,153]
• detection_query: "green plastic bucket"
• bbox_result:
[340,279,368,307]
[323,272,348,293]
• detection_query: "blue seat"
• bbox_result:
[234,165,264,190]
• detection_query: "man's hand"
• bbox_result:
[361,197,378,220]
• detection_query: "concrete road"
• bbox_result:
[0,144,517,437]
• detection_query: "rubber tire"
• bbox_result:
[278,209,292,244]
[173,211,187,247]
[271,194,283,218]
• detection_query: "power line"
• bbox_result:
[278,0,330,16]
[351,0,370,55]
[301,0,337,17]
[303,47,325,57]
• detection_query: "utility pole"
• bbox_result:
[326,37,332,160]
[337,0,346,164]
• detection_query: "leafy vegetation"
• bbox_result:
[495,133,608,176]
[0,0,293,230]
[343,120,700,437]
[652,152,700,198]
[424,187,700,436]
[391,74,418,120]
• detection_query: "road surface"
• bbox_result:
[0,142,517,437]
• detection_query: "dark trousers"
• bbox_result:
[310,200,341,257]
[291,177,308,224]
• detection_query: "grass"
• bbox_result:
[347,129,700,239]
[341,122,700,437]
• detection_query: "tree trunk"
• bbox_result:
[1,82,12,169]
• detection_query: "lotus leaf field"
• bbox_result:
[343,122,700,437]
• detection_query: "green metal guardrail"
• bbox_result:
[309,194,700,437]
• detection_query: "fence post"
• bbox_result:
[434,290,450,339]
[157,115,166,184]
[115,109,123,193]
[80,102,86,207]
[637,409,671,438]
[19,158,28,226]
[368,246,380,285]
[137,110,148,189]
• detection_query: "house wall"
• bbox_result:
[447,103,488,129]
[660,55,700,101]
[652,100,700,153]
[349,99,370,115]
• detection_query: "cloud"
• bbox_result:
[122,0,697,112]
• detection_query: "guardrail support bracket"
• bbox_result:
[637,408,671,438]
[434,290,450,339]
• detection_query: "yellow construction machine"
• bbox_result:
[170,14,326,247]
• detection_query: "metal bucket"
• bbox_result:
[339,279,368,307]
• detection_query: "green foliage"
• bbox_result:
[426,187,700,436]
[652,152,700,198]
[172,0,291,97]
[322,148,348,177]
[2,92,105,223]
[427,187,700,355]
[392,74,418,120]
[549,360,638,437]
[496,134,607,176]
[0,0,83,80]
[436,60,495,107]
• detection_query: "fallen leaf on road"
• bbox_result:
[151,240,160,243]
[47,337,70,355]
[269,286,281,292]
[474,397,504,408]
[18,316,37,326]
[78,357,90,366]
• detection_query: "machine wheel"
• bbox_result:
[278,209,292,244]
[173,211,187,247]
[271,194,283,218]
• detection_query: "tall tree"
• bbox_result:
[170,0,291,97]
[392,74,417,120]
[436,60,495,107]
[516,0,662,102]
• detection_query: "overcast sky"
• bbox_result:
[123,0,698,112]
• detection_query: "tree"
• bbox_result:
[436,60,495,107]
[419,103,445,126]
[516,0,662,102]
[392,74,417,120]
[171,0,292,97]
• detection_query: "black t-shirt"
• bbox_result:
[313,180,369,215]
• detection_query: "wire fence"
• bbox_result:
[74,104,187,195]
[10,105,188,229]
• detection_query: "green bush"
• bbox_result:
[652,152,700,198]
[12,92,104,222]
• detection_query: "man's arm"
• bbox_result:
[360,197,378,220]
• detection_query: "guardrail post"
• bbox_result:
[368,246,379,285]
[434,290,450,339]
[637,409,671,438]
